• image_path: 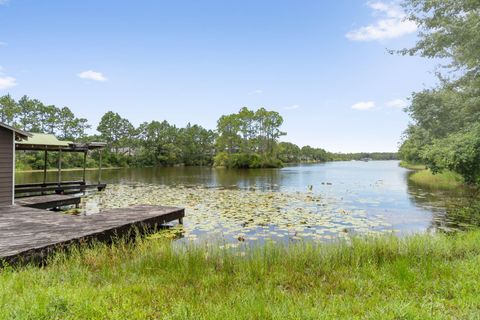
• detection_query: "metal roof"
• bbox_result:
[15,133,106,152]
[0,122,31,141]
[16,133,72,147]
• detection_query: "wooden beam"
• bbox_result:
[15,183,107,195]
[16,180,86,188]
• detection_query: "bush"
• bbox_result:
[421,124,480,185]
[214,152,283,169]
[213,151,230,167]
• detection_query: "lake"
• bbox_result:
[16,161,478,243]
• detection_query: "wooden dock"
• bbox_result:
[0,205,185,265]
[15,194,82,209]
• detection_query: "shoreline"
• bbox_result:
[2,230,480,318]
[16,166,124,173]
[399,161,466,190]
[399,161,426,170]
[16,160,402,174]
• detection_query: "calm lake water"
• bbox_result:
[16,161,479,242]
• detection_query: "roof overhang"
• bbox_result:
[0,122,31,141]
[15,133,106,152]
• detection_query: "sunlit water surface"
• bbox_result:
[16,161,478,244]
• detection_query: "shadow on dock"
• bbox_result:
[0,204,185,266]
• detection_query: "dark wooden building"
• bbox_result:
[0,123,30,206]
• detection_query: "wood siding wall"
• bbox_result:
[0,126,13,206]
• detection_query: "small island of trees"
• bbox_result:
[0,97,396,170]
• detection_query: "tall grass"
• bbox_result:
[400,161,465,189]
[399,161,427,170]
[410,169,464,189]
[2,231,480,319]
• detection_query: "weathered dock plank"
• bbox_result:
[0,205,184,265]
[15,194,81,209]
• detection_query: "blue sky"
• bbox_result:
[0,0,437,152]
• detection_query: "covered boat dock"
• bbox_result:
[0,123,185,265]
[15,133,107,200]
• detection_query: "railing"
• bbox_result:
[15,181,106,198]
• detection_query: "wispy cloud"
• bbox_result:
[0,41,7,47]
[78,70,108,82]
[346,2,417,41]
[0,0,9,5]
[351,101,375,111]
[0,76,17,90]
[386,98,407,109]
[248,89,263,96]
[284,104,300,110]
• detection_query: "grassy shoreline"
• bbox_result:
[409,169,464,190]
[399,161,426,170]
[400,161,465,189]
[2,231,480,319]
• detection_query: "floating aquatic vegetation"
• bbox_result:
[81,184,395,244]
[62,208,82,215]
[147,225,184,240]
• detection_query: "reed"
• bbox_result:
[2,230,480,319]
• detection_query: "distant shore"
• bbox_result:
[16,167,124,173]
[17,160,401,174]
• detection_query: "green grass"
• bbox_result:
[409,169,464,189]
[399,161,427,170]
[400,161,465,189]
[2,231,480,319]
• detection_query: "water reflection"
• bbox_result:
[406,174,479,231]
[16,161,479,234]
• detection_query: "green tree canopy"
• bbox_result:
[399,0,480,184]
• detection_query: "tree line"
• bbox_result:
[0,95,90,140]
[398,0,480,185]
[1,96,396,170]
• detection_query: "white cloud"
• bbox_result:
[386,98,408,108]
[346,2,417,41]
[248,89,263,95]
[0,76,17,90]
[78,70,107,82]
[0,0,9,5]
[284,104,300,110]
[352,101,375,110]
[0,41,7,47]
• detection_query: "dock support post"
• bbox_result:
[43,150,48,195]
[82,151,87,183]
[57,149,62,194]
[98,150,103,185]
[57,149,62,186]
[82,150,88,194]
[43,151,48,184]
